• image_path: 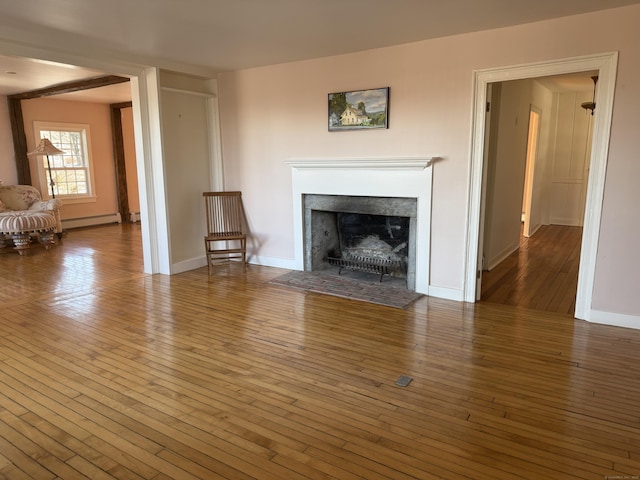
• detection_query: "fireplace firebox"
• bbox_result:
[304,194,417,289]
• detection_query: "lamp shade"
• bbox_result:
[27,138,64,156]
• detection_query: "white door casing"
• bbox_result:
[465,52,618,321]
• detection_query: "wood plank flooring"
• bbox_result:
[1,224,640,479]
[481,225,582,315]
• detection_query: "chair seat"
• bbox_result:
[0,210,56,234]
[0,211,57,255]
[206,231,245,240]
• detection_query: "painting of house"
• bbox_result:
[339,104,369,126]
[329,87,388,130]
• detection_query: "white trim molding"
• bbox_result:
[590,310,640,330]
[62,213,122,230]
[284,156,434,170]
[249,255,297,270]
[171,256,207,275]
[464,52,619,321]
[427,285,464,302]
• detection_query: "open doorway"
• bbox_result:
[0,47,170,275]
[465,52,618,321]
[479,74,597,315]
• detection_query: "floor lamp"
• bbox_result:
[27,138,64,199]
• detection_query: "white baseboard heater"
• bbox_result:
[62,212,122,229]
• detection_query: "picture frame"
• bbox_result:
[328,87,389,131]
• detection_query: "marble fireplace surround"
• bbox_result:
[285,157,433,294]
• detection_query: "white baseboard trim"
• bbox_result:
[427,285,464,302]
[63,213,121,229]
[129,211,141,223]
[249,255,297,270]
[589,310,640,330]
[486,242,519,271]
[549,217,581,227]
[523,223,543,238]
[171,256,207,274]
[171,255,296,275]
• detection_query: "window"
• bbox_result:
[34,122,95,200]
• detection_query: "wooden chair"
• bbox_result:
[203,191,247,274]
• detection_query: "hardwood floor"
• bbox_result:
[1,224,640,479]
[481,225,582,315]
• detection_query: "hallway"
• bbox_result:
[481,225,582,315]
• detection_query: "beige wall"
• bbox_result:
[0,95,17,185]
[483,79,532,271]
[161,89,213,270]
[21,97,118,220]
[218,5,640,316]
[530,80,556,230]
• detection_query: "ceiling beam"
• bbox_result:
[8,75,130,101]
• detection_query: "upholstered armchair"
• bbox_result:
[0,184,63,254]
[0,185,63,234]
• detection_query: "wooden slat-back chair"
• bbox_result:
[203,191,247,274]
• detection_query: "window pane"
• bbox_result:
[37,126,92,198]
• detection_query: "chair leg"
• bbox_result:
[39,230,56,250]
[242,239,247,271]
[11,233,31,255]
[204,240,247,273]
[205,240,212,275]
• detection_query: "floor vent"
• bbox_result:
[395,375,413,387]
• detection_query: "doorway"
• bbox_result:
[479,75,596,315]
[465,52,618,321]
[0,45,170,275]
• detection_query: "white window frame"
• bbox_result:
[33,121,97,204]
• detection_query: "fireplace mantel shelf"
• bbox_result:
[284,157,433,170]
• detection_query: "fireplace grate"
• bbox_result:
[327,255,403,282]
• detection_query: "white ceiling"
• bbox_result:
[0,55,133,101]
[1,0,638,101]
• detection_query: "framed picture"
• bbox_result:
[328,87,389,131]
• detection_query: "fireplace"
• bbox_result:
[285,156,433,294]
[304,194,417,289]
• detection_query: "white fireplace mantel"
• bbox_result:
[284,156,433,170]
[286,156,433,295]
